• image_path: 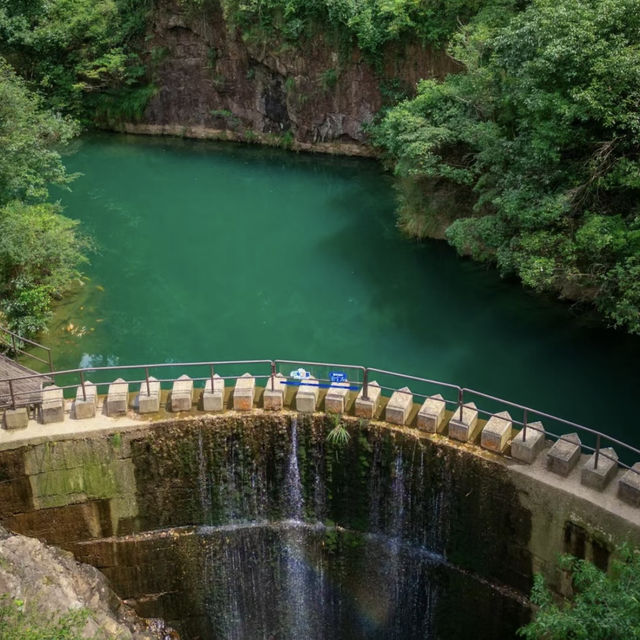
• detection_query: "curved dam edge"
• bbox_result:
[0,403,639,598]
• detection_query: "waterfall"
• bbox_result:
[282,416,316,639]
[197,429,213,525]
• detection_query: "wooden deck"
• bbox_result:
[0,354,51,409]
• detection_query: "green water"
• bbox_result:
[47,133,640,446]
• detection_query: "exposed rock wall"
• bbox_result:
[123,0,457,154]
[0,525,175,639]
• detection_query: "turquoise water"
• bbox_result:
[47,134,640,446]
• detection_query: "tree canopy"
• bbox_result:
[375,0,640,333]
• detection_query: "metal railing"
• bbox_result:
[0,326,53,372]
[1,357,638,476]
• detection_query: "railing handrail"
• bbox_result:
[0,357,638,474]
[0,325,53,371]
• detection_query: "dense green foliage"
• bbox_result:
[0,595,89,640]
[218,0,502,61]
[0,0,154,124]
[375,0,640,333]
[0,59,87,337]
[519,549,640,639]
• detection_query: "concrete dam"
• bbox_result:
[1,358,640,639]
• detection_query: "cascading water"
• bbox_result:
[142,417,529,640]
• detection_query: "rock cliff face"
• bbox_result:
[124,0,457,154]
[0,526,177,639]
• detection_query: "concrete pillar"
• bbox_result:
[511,421,546,464]
[481,411,513,453]
[448,402,479,442]
[385,387,413,425]
[263,373,287,411]
[203,374,225,412]
[581,447,618,491]
[547,433,581,477]
[354,381,381,419]
[3,408,29,430]
[296,376,319,413]
[618,463,640,507]
[416,394,446,433]
[233,373,255,411]
[171,375,193,412]
[325,381,350,414]
[138,376,160,414]
[39,385,64,424]
[74,381,97,419]
[106,378,129,416]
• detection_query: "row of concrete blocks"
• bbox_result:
[4,375,640,507]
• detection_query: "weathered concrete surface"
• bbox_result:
[547,433,581,477]
[233,373,255,411]
[354,381,381,418]
[325,382,350,414]
[3,407,29,430]
[263,374,287,411]
[40,385,65,424]
[416,394,446,433]
[582,448,618,491]
[106,379,129,417]
[481,411,512,453]
[448,402,479,443]
[618,464,640,507]
[296,376,319,412]
[74,382,97,420]
[511,422,546,464]
[202,374,224,412]
[0,526,174,639]
[385,387,412,425]
[138,377,160,414]
[170,375,193,412]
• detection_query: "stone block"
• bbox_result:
[3,407,29,430]
[106,378,129,416]
[618,463,640,507]
[385,387,413,425]
[138,376,160,414]
[547,433,581,477]
[263,373,287,411]
[416,394,446,433]
[39,385,65,424]
[510,421,546,464]
[202,374,225,412]
[171,375,193,412]
[296,376,319,413]
[233,373,255,411]
[448,403,479,442]
[354,381,381,419]
[582,447,618,491]
[74,381,97,420]
[481,411,513,453]
[325,382,350,414]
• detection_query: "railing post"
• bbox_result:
[594,434,601,470]
[457,388,464,421]
[270,361,275,391]
[10,332,16,355]
[145,367,151,396]
[210,365,215,394]
[522,408,528,443]
[48,349,54,373]
[8,379,15,410]
[363,368,369,400]
[80,370,87,402]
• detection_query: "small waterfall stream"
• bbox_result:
[175,416,528,640]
